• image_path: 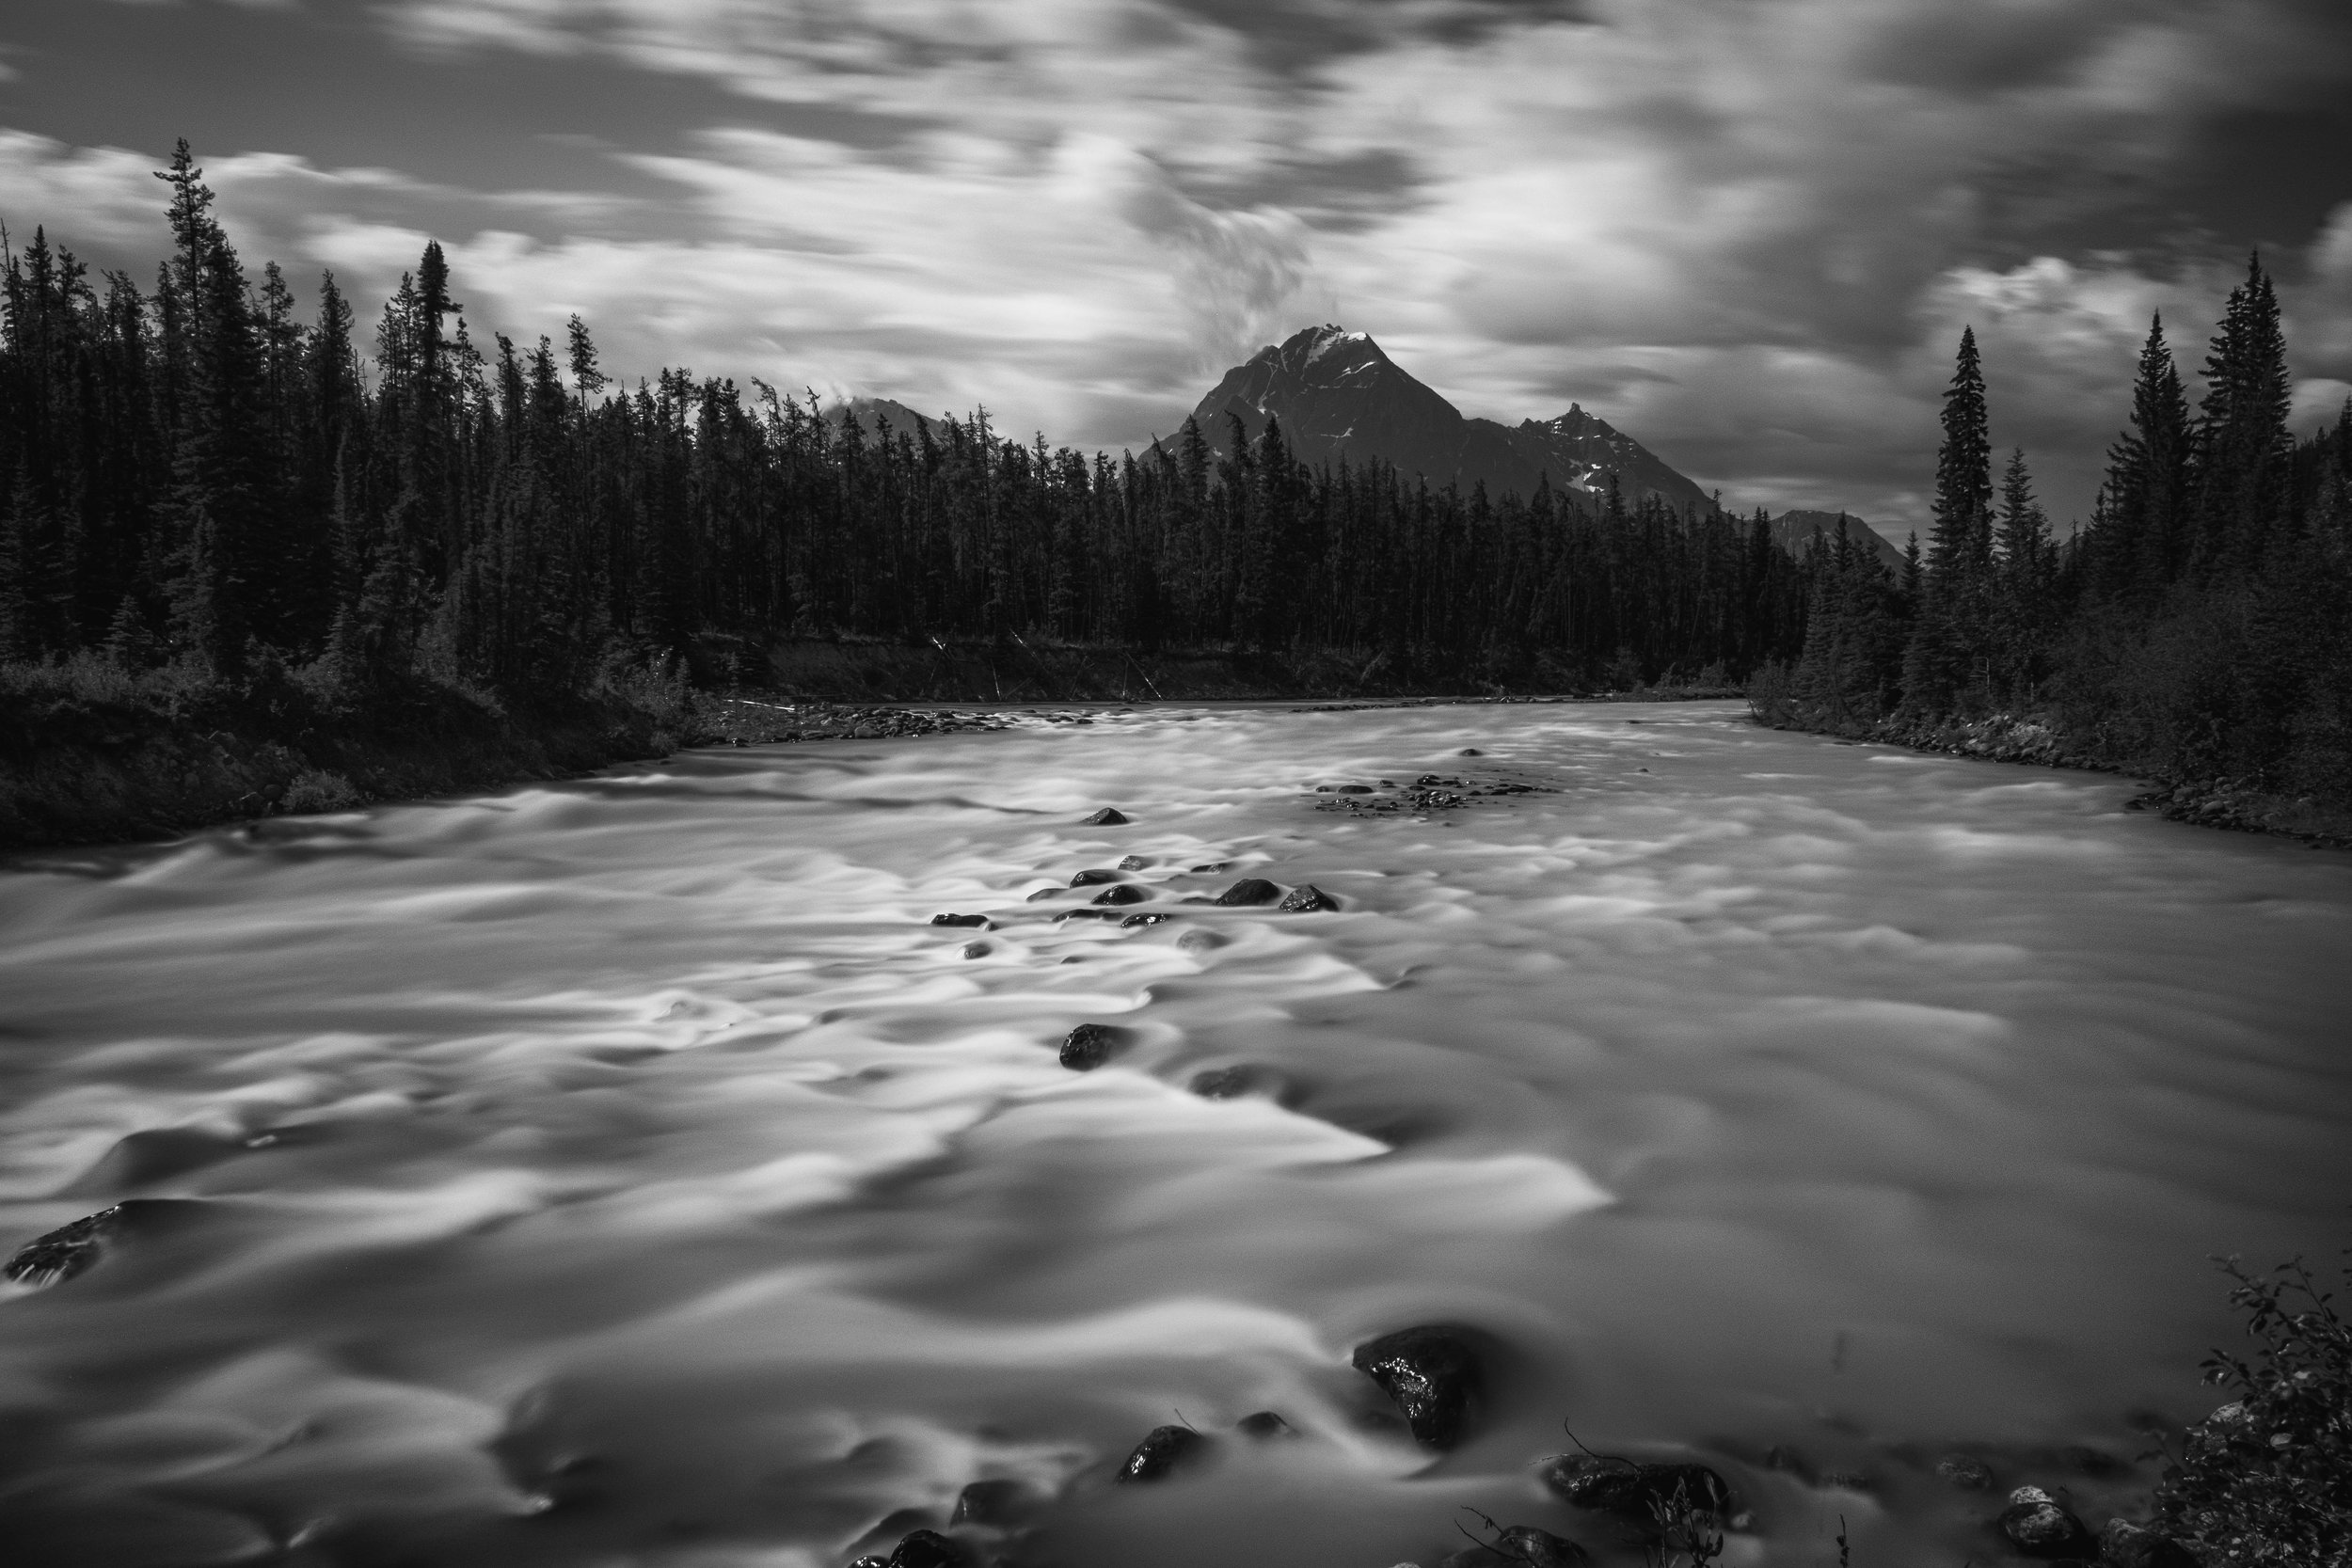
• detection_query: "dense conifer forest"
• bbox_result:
[5,144,2346,843]
[1754,255,2352,820]
[0,144,1804,719]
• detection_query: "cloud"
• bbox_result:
[9,0,2351,525]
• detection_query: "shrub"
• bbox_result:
[2157,1254,2352,1567]
[279,769,361,815]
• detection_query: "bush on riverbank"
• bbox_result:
[2158,1255,2352,1568]
[0,647,687,848]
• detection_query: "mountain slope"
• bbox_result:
[1174,325,1717,515]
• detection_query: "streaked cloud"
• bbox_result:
[3,0,2348,523]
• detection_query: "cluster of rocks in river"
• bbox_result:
[1310,764,1550,816]
[0,1199,2227,1568]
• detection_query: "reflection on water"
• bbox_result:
[3,702,2348,1567]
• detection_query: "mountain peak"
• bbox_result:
[1175,325,1717,517]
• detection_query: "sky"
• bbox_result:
[3,0,2351,532]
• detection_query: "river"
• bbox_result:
[3,700,2347,1568]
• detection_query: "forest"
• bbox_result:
[0,143,1805,721]
[1754,255,2352,818]
[4,142,2345,842]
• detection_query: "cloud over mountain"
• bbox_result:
[4,0,2347,526]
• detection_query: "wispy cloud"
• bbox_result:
[5,0,2348,523]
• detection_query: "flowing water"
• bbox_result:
[3,701,2348,1568]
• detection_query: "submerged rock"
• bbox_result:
[1118,1424,1211,1482]
[2099,1519,2200,1568]
[960,942,990,959]
[1998,1485,2094,1559]
[1215,878,1281,907]
[1070,869,1123,887]
[1083,808,1130,825]
[1278,883,1337,912]
[1120,911,1174,927]
[1059,1023,1121,1070]
[1189,1065,1273,1100]
[1543,1455,1733,1522]
[1090,884,1148,906]
[952,1479,1040,1528]
[1176,929,1227,954]
[1117,855,1150,871]
[1350,1324,1482,1449]
[930,913,990,928]
[1936,1453,1995,1490]
[67,1127,246,1193]
[1237,1410,1296,1439]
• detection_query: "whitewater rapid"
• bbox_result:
[2,701,2347,1568]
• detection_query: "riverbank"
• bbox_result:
[1746,701,2352,850]
[0,654,690,852]
[4,637,1743,851]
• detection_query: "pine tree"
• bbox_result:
[2193,255,2294,570]
[1902,327,1995,713]
[2097,314,2191,597]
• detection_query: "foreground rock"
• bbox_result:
[1351,1325,1482,1449]
[1542,1455,1733,1523]
[2098,1519,2199,1568]
[1083,807,1130,825]
[1215,878,1281,907]
[850,1528,970,1568]
[952,1479,1041,1528]
[1442,1525,1588,1568]
[1059,1023,1121,1070]
[1278,883,1337,911]
[1117,1424,1211,1482]
[7,1205,135,1288]
[1998,1485,2094,1559]
[930,912,990,928]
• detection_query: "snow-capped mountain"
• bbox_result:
[1173,325,1718,515]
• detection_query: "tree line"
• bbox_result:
[0,143,1814,711]
[1761,255,2352,803]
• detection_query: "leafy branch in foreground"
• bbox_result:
[2157,1253,2352,1567]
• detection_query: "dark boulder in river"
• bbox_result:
[1543,1455,1733,1522]
[1118,1424,1211,1481]
[1120,911,1174,927]
[1350,1324,1482,1449]
[7,1204,149,1288]
[1090,884,1148,906]
[1215,878,1281,906]
[1278,883,1337,912]
[1083,808,1130,825]
[1070,869,1123,886]
[852,1528,971,1568]
[930,913,990,927]
[1998,1486,2094,1559]
[1059,1023,1121,1070]
[1443,1525,1587,1568]
[951,1479,1040,1528]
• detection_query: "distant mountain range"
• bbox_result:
[1171,325,1715,515]
[840,328,1908,567]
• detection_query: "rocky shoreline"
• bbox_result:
[1756,708,2352,852]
